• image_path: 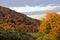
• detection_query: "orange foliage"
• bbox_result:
[0,6,40,32]
[38,12,60,36]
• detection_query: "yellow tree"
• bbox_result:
[38,12,60,40]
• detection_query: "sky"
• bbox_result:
[0,0,60,7]
[0,0,60,19]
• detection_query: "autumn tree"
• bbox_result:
[37,12,60,40]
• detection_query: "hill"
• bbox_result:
[0,6,40,32]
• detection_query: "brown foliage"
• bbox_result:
[0,6,40,32]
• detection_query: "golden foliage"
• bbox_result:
[38,12,60,40]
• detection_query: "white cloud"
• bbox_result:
[27,14,46,20]
[9,5,59,12]
[8,5,60,20]
[57,12,60,14]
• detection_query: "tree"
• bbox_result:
[38,12,60,40]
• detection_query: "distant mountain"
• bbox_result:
[0,6,40,32]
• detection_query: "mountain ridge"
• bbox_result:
[0,6,40,32]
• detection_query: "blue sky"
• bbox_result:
[0,0,60,19]
[0,0,60,7]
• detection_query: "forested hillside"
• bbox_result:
[0,6,59,40]
[0,6,40,32]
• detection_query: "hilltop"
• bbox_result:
[0,6,40,32]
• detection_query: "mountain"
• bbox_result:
[0,6,40,32]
